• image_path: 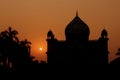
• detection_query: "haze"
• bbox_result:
[0,0,120,62]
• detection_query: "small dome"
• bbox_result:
[47,30,54,39]
[101,29,108,38]
[65,12,90,42]
[47,30,53,37]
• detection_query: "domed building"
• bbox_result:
[65,12,90,44]
[46,12,109,64]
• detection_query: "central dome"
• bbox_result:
[65,12,90,43]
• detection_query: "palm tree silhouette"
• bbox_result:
[20,39,31,54]
[3,27,19,43]
[0,27,19,68]
[18,39,34,67]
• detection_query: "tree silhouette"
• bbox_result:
[20,39,31,54]
[0,27,35,69]
[19,39,33,66]
[110,48,120,64]
[0,27,19,68]
[0,27,48,79]
[1,27,19,43]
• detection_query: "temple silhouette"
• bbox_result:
[46,12,109,64]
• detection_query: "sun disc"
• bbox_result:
[39,47,43,51]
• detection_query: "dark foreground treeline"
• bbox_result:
[0,27,47,74]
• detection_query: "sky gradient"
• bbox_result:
[0,0,120,62]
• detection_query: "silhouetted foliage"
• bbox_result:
[0,27,42,78]
[110,48,120,64]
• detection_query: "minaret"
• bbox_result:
[98,29,109,64]
[46,30,56,64]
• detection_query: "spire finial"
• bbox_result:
[76,10,78,17]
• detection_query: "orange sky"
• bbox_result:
[0,0,120,62]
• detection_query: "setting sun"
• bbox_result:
[39,47,43,51]
[0,0,120,62]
